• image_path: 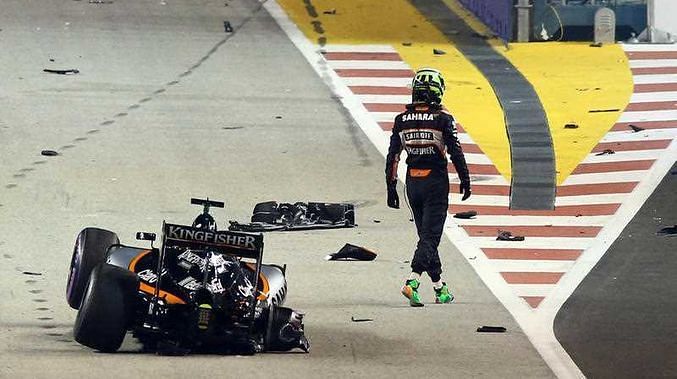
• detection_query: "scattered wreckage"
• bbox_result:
[229,201,355,232]
[66,198,309,355]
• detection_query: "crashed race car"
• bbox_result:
[66,198,309,355]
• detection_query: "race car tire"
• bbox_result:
[251,212,278,224]
[74,263,138,353]
[67,227,119,309]
[253,201,277,214]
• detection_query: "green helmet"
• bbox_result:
[412,68,446,104]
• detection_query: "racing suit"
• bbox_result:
[385,102,470,281]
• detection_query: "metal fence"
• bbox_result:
[458,0,514,42]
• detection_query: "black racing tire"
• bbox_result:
[251,213,278,224]
[253,201,277,214]
[74,263,138,353]
[66,228,119,309]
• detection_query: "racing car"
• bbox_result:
[66,198,309,354]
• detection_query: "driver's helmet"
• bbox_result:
[412,68,446,104]
[193,213,217,231]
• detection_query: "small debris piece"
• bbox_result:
[323,8,336,14]
[43,69,79,75]
[402,42,412,46]
[589,109,620,113]
[564,123,578,129]
[477,326,506,333]
[589,42,603,47]
[629,124,645,133]
[223,21,233,33]
[433,48,446,55]
[351,316,373,322]
[41,150,58,156]
[656,225,677,236]
[595,149,615,156]
[221,126,244,130]
[496,230,525,242]
[372,219,381,223]
[275,115,283,119]
[453,210,477,219]
[88,0,113,3]
[325,244,377,261]
[49,58,55,62]
[22,271,43,276]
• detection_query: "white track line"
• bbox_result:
[327,60,410,70]
[562,170,646,185]
[511,284,557,297]
[356,94,412,103]
[600,128,677,141]
[629,59,677,68]
[470,237,593,250]
[584,149,665,163]
[622,43,677,52]
[455,174,509,186]
[489,260,576,273]
[554,193,628,206]
[630,91,677,102]
[340,77,413,87]
[320,44,397,53]
[460,153,495,165]
[448,194,509,206]
[453,215,611,227]
[633,73,677,84]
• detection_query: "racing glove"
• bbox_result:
[387,182,400,209]
[460,180,471,201]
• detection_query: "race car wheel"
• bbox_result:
[66,227,119,309]
[253,201,277,214]
[74,263,138,353]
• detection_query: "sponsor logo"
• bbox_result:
[178,276,203,291]
[403,130,434,141]
[138,269,159,283]
[402,113,435,122]
[407,146,436,155]
[166,225,258,250]
[178,250,206,270]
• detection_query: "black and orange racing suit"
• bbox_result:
[385,102,470,281]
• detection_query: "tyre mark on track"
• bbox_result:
[2,3,267,191]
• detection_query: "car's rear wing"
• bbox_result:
[162,223,263,260]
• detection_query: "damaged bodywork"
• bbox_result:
[66,198,309,355]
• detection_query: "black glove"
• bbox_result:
[460,180,471,201]
[387,182,400,209]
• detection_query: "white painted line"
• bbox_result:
[452,174,510,186]
[372,111,401,122]
[356,94,412,104]
[453,215,612,227]
[554,193,628,206]
[449,193,509,206]
[562,170,646,185]
[461,152,494,165]
[618,109,677,123]
[584,149,665,163]
[630,91,677,103]
[600,128,677,142]
[510,284,557,297]
[340,77,412,87]
[327,60,410,70]
[470,237,593,250]
[623,43,677,52]
[633,73,677,84]
[319,44,398,53]
[489,259,575,273]
[629,59,677,68]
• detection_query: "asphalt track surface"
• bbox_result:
[555,162,677,379]
[0,1,552,378]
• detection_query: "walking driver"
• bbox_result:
[385,68,471,307]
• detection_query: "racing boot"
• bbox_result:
[401,279,424,307]
[434,283,454,304]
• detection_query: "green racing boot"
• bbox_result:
[434,283,454,304]
[401,279,424,307]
